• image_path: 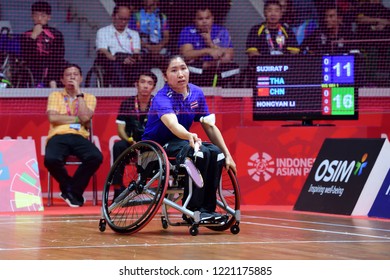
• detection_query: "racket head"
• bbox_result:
[184,157,204,188]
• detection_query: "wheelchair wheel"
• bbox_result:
[11,62,35,88]
[101,140,170,234]
[1,54,35,88]
[206,168,241,233]
[85,65,104,87]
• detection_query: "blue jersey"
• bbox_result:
[178,24,233,61]
[142,83,210,145]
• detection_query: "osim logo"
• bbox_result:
[314,153,368,183]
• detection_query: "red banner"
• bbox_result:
[233,126,370,205]
[0,95,387,205]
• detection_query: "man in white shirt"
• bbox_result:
[96,4,141,87]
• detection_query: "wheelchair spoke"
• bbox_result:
[101,141,169,234]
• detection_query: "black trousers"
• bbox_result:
[44,134,103,196]
[164,139,225,212]
[111,139,131,186]
[98,53,140,87]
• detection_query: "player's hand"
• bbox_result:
[69,79,80,92]
[188,133,201,149]
[225,154,237,175]
[123,56,137,65]
[209,48,225,60]
[31,24,43,39]
[107,53,116,61]
[200,30,212,45]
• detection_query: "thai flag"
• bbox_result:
[190,101,199,109]
[257,76,269,86]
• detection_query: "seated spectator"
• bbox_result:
[355,0,390,39]
[96,4,141,87]
[315,0,357,23]
[279,0,298,28]
[280,0,318,46]
[21,1,65,88]
[111,71,157,200]
[302,6,356,54]
[178,5,240,87]
[128,0,170,69]
[44,63,103,207]
[246,0,300,56]
[354,0,390,86]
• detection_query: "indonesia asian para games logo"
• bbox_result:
[247,152,275,182]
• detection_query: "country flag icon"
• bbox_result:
[257,88,270,96]
[257,76,270,86]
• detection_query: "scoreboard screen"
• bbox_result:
[251,55,358,124]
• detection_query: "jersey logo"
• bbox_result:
[190,101,198,109]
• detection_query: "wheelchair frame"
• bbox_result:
[98,140,241,236]
[0,52,35,88]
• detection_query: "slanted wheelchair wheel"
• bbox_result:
[206,168,241,233]
[8,58,35,88]
[85,65,104,88]
[101,141,170,234]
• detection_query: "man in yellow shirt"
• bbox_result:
[44,63,103,207]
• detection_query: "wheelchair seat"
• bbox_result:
[99,140,241,236]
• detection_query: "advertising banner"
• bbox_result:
[235,127,368,205]
[368,169,390,218]
[294,138,390,215]
[0,139,43,212]
[0,94,382,206]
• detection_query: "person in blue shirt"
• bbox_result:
[142,55,236,221]
[128,0,170,69]
[178,5,239,87]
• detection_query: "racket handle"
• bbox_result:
[212,73,218,87]
[194,141,200,153]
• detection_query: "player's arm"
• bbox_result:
[161,113,200,147]
[201,122,237,173]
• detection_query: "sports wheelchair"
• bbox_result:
[85,53,143,88]
[84,57,105,88]
[0,30,35,88]
[98,140,241,236]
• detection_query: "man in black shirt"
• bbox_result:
[111,71,157,199]
[302,6,355,54]
[246,0,299,56]
[21,1,65,88]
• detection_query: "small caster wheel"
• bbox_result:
[161,217,168,229]
[190,225,199,236]
[230,224,240,234]
[99,219,106,232]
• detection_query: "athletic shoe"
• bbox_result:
[209,212,224,221]
[60,192,83,207]
[200,211,215,221]
[200,209,226,222]
[74,193,86,206]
